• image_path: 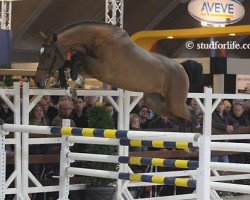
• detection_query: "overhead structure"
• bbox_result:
[131,25,250,50]
[0,0,20,30]
[105,0,124,28]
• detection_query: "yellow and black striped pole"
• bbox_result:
[119,173,196,188]
[50,127,197,150]
[50,127,129,138]
[118,156,198,169]
[120,139,196,150]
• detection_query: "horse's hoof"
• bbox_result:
[64,87,77,98]
[70,88,77,99]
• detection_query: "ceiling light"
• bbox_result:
[229,33,236,36]
[167,36,174,39]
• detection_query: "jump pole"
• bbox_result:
[1,124,201,142]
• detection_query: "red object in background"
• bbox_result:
[218,48,227,57]
[66,52,71,60]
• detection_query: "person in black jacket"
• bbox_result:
[212,100,239,163]
[71,97,88,128]
[212,100,239,133]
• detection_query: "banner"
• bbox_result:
[0,29,12,68]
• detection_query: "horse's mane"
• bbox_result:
[55,20,117,34]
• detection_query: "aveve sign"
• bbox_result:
[188,0,245,25]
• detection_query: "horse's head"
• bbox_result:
[34,33,65,88]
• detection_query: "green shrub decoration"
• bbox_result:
[82,106,118,187]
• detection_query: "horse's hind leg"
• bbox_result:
[143,93,174,117]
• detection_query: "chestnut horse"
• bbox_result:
[34,21,194,121]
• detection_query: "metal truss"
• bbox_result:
[0,1,13,30]
[105,0,124,28]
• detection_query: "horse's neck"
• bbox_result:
[57,25,113,53]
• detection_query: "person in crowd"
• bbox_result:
[232,102,249,126]
[148,115,175,129]
[242,99,250,122]
[223,100,232,113]
[50,100,75,195]
[0,98,14,124]
[71,97,88,128]
[29,104,48,126]
[29,105,57,199]
[230,102,250,164]
[105,103,118,129]
[186,98,201,121]
[138,106,150,129]
[212,100,239,163]
[58,95,72,103]
[129,113,140,130]
[195,112,203,129]
[29,105,48,178]
[52,100,75,127]
[85,96,98,109]
[38,96,58,125]
[212,100,239,133]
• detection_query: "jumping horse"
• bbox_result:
[34,21,200,122]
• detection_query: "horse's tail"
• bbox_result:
[181,60,203,92]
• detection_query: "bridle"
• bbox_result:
[38,42,66,87]
[39,43,65,70]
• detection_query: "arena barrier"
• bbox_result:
[2,122,250,200]
[1,83,250,200]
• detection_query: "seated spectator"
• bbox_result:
[29,105,48,179]
[212,100,239,133]
[29,104,48,126]
[28,104,57,199]
[148,115,175,129]
[38,97,58,125]
[52,100,75,127]
[129,113,147,176]
[223,100,232,113]
[231,102,249,164]
[232,102,249,126]
[58,95,72,103]
[105,103,118,129]
[138,106,150,129]
[0,98,13,124]
[212,100,239,163]
[195,112,203,129]
[71,97,88,128]
[85,96,98,110]
[186,98,201,120]
[129,113,140,130]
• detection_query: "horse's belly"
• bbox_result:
[103,73,163,93]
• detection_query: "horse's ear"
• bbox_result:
[39,32,48,41]
[52,33,57,42]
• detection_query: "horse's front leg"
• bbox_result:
[58,67,68,89]
[58,66,78,98]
